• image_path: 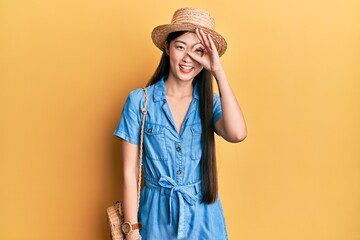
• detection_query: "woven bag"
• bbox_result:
[107,87,148,240]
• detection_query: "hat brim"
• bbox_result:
[151,23,227,57]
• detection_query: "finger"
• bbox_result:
[197,28,210,50]
[188,51,209,70]
[200,29,211,49]
[192,42,205,53]
[195,28,206,46]
[208,34,218,54]
[187,51,202,63]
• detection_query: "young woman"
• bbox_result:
[114,8,247,240]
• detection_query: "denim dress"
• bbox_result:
[114,77,228,240]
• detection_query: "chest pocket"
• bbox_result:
[144,123,168,161]
[190,124,202,160]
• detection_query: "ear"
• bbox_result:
[165,42,170,55]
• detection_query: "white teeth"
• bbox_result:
[180,65,193,70]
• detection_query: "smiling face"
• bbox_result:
[166,32,204,83]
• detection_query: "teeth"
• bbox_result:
[181,65,193,70]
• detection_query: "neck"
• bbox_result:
[164,77,194,98]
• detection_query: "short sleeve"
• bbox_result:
[113,90,142,145]
[213,93,223,125]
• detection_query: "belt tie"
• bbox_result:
[146,176,200,239]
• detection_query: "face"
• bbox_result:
[166,32,204,83]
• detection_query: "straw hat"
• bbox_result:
[151,7,227,57]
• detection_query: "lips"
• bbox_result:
[179,65,194,73]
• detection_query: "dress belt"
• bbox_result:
[144,175,201,239]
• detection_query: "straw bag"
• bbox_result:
[107,87,148,240]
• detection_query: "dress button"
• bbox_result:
[176,170,182,175]
[176,147,181,152]
[147,128,152,133]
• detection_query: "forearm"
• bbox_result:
[120,140,142,239]
[120,140,141,225]
[213,69,247,142]
[122,169,140,224]
[122,170,141,240]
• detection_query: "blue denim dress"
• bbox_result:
[114,77,228,240]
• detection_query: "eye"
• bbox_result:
[176,45,185,50]
[195,48,204,55]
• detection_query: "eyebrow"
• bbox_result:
[174,40,187,45]
[174,40,201,46]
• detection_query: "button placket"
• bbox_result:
[175,142,183,183]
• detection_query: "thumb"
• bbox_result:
[187,51,203,65]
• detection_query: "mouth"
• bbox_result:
[179,65,194,73]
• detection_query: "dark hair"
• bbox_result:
[146,31,218,204]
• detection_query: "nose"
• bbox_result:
[182,51,192,63]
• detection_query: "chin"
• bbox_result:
[177,70,201,82]
[180,74,196,81]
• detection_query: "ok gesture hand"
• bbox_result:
[188,28,223,75]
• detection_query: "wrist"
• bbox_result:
[121,221,142,233]
[212,68,226,81]
[126,229,141,240]
[121,221,142,238]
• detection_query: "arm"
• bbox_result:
[189,28,247,142]
[213,70,247,142]
[121,139,141,240]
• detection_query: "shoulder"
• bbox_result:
[129,84,156,98]
[126,85,155,108]
[128,87,145,100]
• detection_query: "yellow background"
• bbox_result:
[1,0,359,239]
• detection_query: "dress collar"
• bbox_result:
[153,76,200,102]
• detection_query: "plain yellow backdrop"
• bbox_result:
[1,0,359,239]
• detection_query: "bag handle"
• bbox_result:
[136,87,148,210]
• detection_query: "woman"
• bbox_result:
[114,7,247,240]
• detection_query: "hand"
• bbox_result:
[188,28,223,75]
[125,229,141,240]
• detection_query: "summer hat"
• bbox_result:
[151,7,227,57]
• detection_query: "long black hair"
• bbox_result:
[146,31,218,204]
